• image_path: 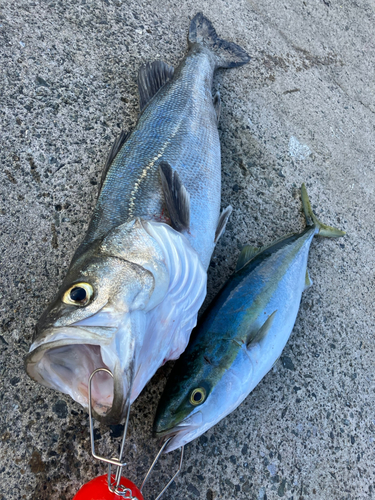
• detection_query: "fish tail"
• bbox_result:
[301,183,346,238]
[189,12,250,68]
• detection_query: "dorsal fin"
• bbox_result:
[159,161,190,232]
[247,310,277,348]
[236,245,262,272]
[100,130,130,190]
[138,61,174,112]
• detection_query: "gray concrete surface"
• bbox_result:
[1,0,374,499]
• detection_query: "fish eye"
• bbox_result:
[190,387,206,406]
[62,283,94,306]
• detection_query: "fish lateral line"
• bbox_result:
[127,120,183,219]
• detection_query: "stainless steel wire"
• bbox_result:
[88,368,136,498]
[88,368,184,499]
[140,439,184,500]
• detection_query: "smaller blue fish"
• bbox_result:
[153,185,345,452]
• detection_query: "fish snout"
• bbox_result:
[153,415,173,438]
[153,411,203,439]
[33,305,60,342]
[154,412,204,453]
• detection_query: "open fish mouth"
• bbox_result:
[25,327,128,423]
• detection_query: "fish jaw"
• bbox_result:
[154,411,204,453]
[26,331,118,418]
[25,312,146,424]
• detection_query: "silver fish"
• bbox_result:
[25,13,250,423]
[153,185,345,452]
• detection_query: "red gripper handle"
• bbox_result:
[73,474,144,500]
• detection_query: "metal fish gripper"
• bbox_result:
[72,368,184,500]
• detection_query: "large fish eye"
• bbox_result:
[62,283,94,307]
[190,387,206,406]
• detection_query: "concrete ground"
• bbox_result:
[1,0,374,499]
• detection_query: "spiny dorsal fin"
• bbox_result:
[138,61,174,112]
[159,161,190,232]
[100,130,130,190]
[213,91,221,123]
[214,205,233,243]
[236,245,262,272]
[247,310,277,348]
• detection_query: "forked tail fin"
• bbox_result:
[301,183,346,238]
[189,12,250,69]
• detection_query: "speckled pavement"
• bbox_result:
[1,1,374,499]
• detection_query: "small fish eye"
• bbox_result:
[190,387,206,406]
[62,283,93,306]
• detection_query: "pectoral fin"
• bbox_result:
[246,310,277,348]
[159,162,190,232]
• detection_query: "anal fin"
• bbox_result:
[214,205,233,243]
[138,61,174,112]
[159,161,190,232]
[247,310,277,348]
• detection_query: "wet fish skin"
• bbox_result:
[25,13,250,424]
[76,14,249,268]
[153,185,345,452]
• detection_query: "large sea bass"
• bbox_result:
[25,14,250,423]
[154,185,345,452]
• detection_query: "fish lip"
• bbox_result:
[25,327,128,425]
[153,426,191,449]
[29,326,116,352]
[155,426,197,454]
[153,426,180,439]
[154,411,203,443]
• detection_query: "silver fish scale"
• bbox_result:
[79,47,221,269]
